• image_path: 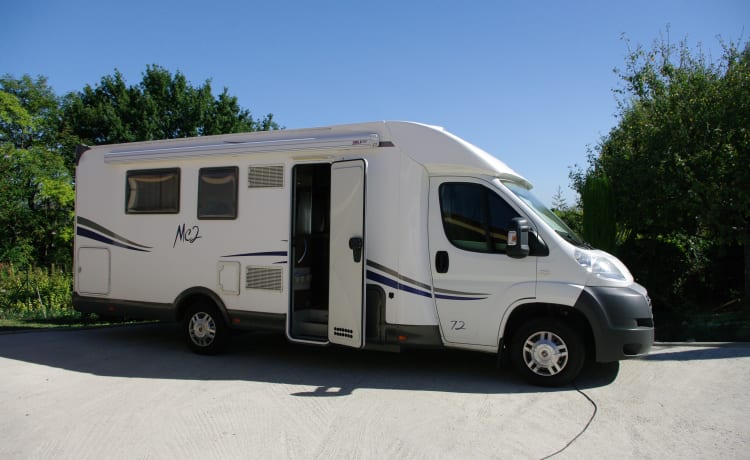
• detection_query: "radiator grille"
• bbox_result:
[248,165,284,188]
[245,266,283,291]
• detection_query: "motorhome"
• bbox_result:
[73,121,654,386]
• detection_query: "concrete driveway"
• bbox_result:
[0,324,748,459]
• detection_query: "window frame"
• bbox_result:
[197,166,239,220]
[125,168,181,214]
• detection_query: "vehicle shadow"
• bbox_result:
[644,344,750,361]
[0,323,620,395]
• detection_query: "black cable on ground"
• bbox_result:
[540,383,598,460]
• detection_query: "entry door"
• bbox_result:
[328,159,366,347]
[428,177,537,347]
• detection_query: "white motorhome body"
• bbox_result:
[74,121,654,386]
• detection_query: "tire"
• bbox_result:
[510,318,585,387]
[183,302,229,355]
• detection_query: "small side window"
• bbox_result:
[198,166,239,219]
[439,182,519,253]
[126,168,180,214]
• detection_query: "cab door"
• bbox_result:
[328,159,367,348]
[428,177,537,347]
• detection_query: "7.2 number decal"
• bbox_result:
[450,320,466,331]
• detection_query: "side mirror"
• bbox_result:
[507,217,530,259]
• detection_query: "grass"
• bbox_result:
[0,265,155,332]
[0,314,156,332]
[651,306,750,342]
[676,311,750,342]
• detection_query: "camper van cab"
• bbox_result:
[73,121,654,386]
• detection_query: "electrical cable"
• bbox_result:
[540,383,598,459]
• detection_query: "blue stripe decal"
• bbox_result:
[366,266,488,301]
[77,227,151,252]
[366,270,433,299]
[222,251,288,258]
[435,293,488,301]
[77,217,152,249]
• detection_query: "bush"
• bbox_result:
[0,264,74,320]
[554,206,583,238]
[617,235,748,340]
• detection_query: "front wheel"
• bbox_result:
[183,303,229,355]
[510,318,585,387]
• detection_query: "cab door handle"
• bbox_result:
[435,251,449,273]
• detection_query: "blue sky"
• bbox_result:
[2,0,747,205]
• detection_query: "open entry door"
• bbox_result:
[328,159,366,348]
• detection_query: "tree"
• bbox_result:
[62,65,278,153]
[0,81,73,267]
[575,34,750,307]
[581,173,616,253]
[550,186,568,211]
[0,75,61,150]
[551,186,584,238]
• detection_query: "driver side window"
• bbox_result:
[439,182,519,253]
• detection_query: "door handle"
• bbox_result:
[349,237,363,263]
[435,251,449,273]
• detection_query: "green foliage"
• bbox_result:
[0,78,74,268]
[608,37,747,243]
[0,264,74,320]
[553,206,583,238]
[617,236,693,307]
[0,145,74,267]
[0,75,62,150]
[550,186,568,211]
[0,91,34,141]
[676,310,750,342]
[551,187,584,237]
[581,174,616,253]
[62,65,279,151]
[573,33,750,319]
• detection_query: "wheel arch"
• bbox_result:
[499,302,595,360]
[174,287,230,325]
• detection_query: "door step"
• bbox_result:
[292,309,328,339]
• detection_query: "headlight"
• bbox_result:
[574,249,627,281]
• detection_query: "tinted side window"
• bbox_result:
[439,183,519,253]
[126,169,180,214]
[198,167,239,219]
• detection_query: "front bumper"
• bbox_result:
[575,285,655,362]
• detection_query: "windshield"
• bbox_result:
[502,181,588,248]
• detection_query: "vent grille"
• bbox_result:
[248,165,284,188]
[245,266,283,291]
[333,327,354,339]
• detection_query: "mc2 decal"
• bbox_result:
[174,223,202,248]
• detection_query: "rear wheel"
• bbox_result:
[183,302,229,355]
[510,318,584,387]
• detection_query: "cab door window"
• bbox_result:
[438,183,519,253]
